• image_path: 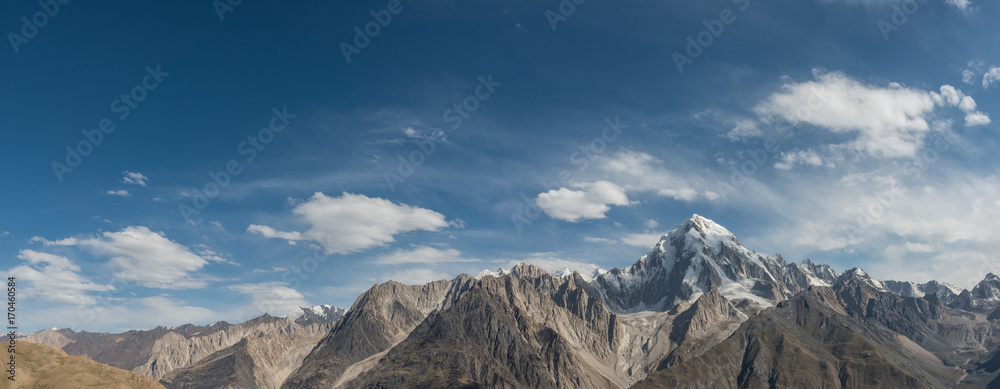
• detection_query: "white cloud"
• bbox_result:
[963,69,977,85]
[621,232,663,248]
[983,66,1000,89]
[595,150,718,202]
[755,71,991,158]
[755,70,937,158]
[966,112,991,126]
[228,282,309,315]
[583,236,615,243]
[536,181,630,222]
[374,245,479,264]
[8,250,115,305]
[248,192,450,254]
[246,224,303,240]
[41,226,215,289]
[657,187,699,201]
[381,268,452,285]
[774,149,824,170]
[945,0,971,12]
[107,190,131,197]
[726,119,762,141]
[191,244,238,265]
[930,85,991,126]
[904,242,934,253]
[121,171,148,186]
[782,173,1000,254]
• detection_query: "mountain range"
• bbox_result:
[22,215,1000,388]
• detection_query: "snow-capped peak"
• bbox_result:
[592,214,796,313]
[553,267,573,278]
[839,267,887,291]
[672,214,742,250]
[475,267,510,279]
[283,304,345,322]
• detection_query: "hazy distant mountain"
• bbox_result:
[23,305,345,388]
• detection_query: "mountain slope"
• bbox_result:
[591,215,823,315]
[159,319,334,389]
[632,285,961,389]
[342,268,625,388]
[1,341,164,389]
[281,280,453,388]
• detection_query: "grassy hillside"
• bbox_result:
[1,340,163,389]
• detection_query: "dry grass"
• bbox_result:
[1,341,164,389]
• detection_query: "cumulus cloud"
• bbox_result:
[107,190,131,197]
[8,250,115,305]
[537,181,630,222]
[248,192,450,254]
[121,171,148,186]
[755,71,990,158]
[930,85,991,126]
[39,226,215,289]
[374,245,479,264]
[755,70,937,158]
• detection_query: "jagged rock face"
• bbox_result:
[292,264,753,389]
[27,215,1000,389]
[285,305,347,326]
[280,280,452,389]
[884,279,962,307]
[158,321,334,389]
[344,271,625,388]
[591,215,817,314]
[973,274,1000,300]
[633,286,961,389]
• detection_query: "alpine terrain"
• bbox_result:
[23,215,1000,388]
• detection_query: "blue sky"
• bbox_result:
[2,0,998,332]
